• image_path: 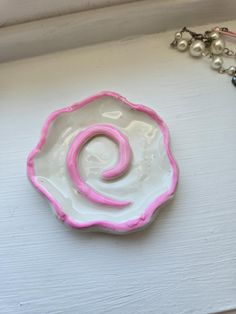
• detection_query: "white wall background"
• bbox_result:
[0,21,236,313]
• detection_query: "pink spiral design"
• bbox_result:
[66,124,132,208]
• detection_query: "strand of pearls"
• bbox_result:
[170,27,236,87]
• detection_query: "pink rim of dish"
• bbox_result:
[27,91,179,233]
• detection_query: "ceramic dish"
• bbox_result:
[27,91,178,234]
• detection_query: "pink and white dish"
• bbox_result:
[27,91,178,234]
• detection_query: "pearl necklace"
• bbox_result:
[170,26,236,87]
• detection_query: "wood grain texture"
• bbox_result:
[1,0,236,63]
[0,0,140,26]
[0,21,236,314]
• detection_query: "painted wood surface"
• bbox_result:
[0,21,236,314]
[1,0,236,63]
[0,0,139,26]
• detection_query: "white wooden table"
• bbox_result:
[0,18,236,314]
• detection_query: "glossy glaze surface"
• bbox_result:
[66,124,132,207]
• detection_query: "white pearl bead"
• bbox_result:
[208,31,220,40]
[227,66,236,76]
[189,40,205,57]
[175,32,182,40]
[211,56,223,70]
[210,38,225,55]
[177,39,188,52]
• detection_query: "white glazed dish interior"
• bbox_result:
[29,93,178,233]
